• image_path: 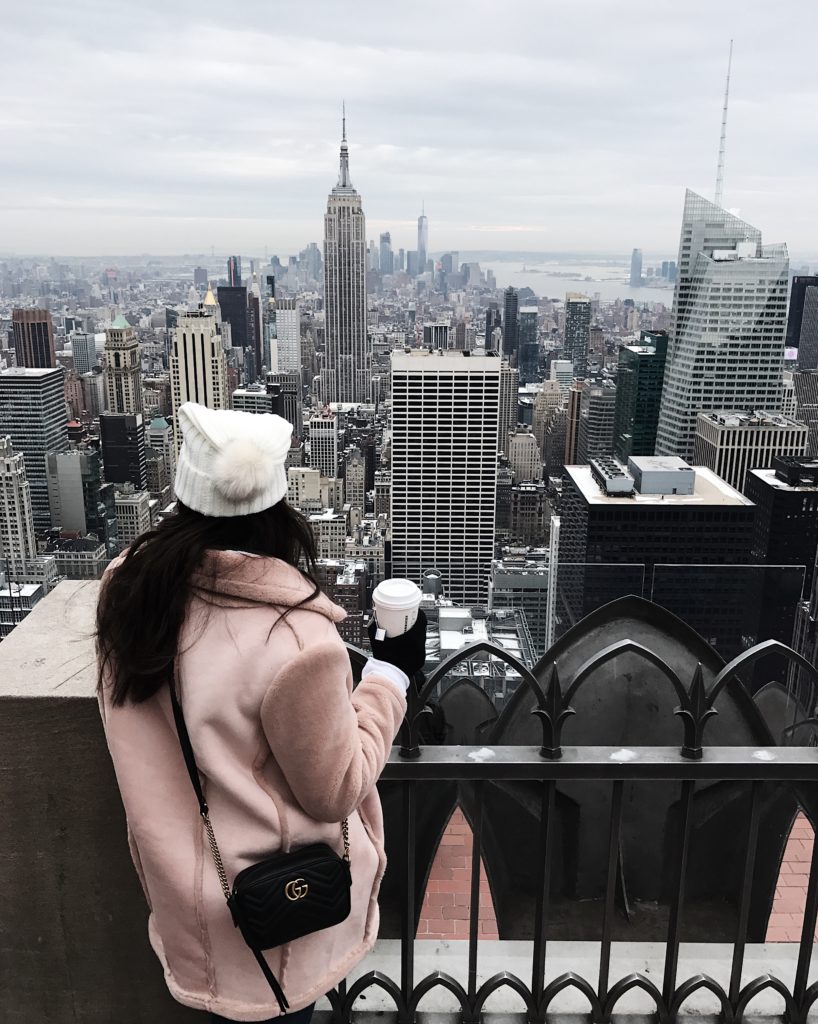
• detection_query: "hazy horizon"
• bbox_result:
[3,0,817,257]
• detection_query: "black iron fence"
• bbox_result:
[335,629,818,1024]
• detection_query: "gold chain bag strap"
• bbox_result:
[168,674,352,1013]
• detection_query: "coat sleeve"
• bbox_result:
[259,638,406,822]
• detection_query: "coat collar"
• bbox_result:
[190,549,346,623]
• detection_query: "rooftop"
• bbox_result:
[568,463,753,507]
[699,410,805,429]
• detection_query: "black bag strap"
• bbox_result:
[167,673,290,1012]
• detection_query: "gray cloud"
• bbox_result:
[2,0,816,258]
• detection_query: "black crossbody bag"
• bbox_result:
[168,676,352,1013]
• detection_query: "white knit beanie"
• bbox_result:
[174,402,293,517]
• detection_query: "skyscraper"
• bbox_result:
[46,447,118,553]
[170,309,229,453]
[498,363,519,457]
[692,410,807,493]
[322,116,369,404]
[266,371,303,442]
[518,307,539,384]
[613,330,668,461]
[12,309,56,369]
[379,232,394,276]
[390,350,500,606]
[100,412,148,490]
[502,287,519,364]
[576,379,617,464]
[308,408,339,479]
[227,255,242,287]
[271,298,300,373]
[0,368,68,532]
[629,249,643,287]
[485,305,502,349]
[789,276,818,369]
[417,206,428,275]
[564,294,591,378]
[655,191,788,461]
[0,436,36,577]
[104,315,143,415]
[793,370,818,456]
[217,286,249,352]
[71,332,97,375]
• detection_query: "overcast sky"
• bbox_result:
[2,0,816,260]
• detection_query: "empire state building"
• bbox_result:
[322,116,370,404]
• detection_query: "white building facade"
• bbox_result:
[0,436,36,577]
[170,309,229,453]
[390,350,500,606]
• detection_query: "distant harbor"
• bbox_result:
[482,259,675,304]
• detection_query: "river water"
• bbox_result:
[479,259,675,305]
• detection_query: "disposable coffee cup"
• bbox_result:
[372,578,422,638]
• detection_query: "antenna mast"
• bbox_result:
[714,39,733,208]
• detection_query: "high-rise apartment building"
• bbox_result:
[0,436,36,577]
[322,121,369,404]
[565,379,585,464]
[147,416,175,490]
[104,315,143,415]
[71,332,97,375]
[489,556,550,660]
[576,378,617,464]
[502,287,519,364]
[417,208,428,274]
[390,350,500,606]
[193,267,209,289]
[46,448,117,552]
[170,309,229,453]
[274,298,300,373]
[532,380,564,454]
[789,276,818,370]
[227,255,242,287]
[81,368,106,419]
[0,368,68,532]
[308,408,339,479]
[613,330,668,461]
[655,191,788,461]
[518,307,539,384]
[12,309,56,369]
[629,249,643,287]
[498,363,519,457]
[99,412,148,490]
[693,411,808,493]
[564,294,591,378]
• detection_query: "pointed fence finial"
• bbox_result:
[714,39,733,208]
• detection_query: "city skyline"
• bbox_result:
[3,0,817,257]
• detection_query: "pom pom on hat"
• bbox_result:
[212,437,274,502]
[174,402,293,518]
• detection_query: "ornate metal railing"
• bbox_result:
[333,627,818,1024]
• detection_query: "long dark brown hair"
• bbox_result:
[96,500,320,707]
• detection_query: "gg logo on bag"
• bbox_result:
[284,878,309,901]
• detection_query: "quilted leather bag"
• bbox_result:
[169,675,352,1012]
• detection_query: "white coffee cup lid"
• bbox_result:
[372,578,421,610]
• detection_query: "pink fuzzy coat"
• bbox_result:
[98,550,406,1021]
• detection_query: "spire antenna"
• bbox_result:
[342,100,346,142]
[714,39,733,208]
